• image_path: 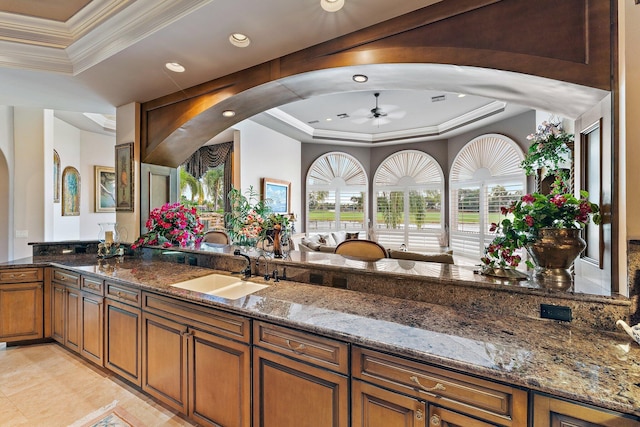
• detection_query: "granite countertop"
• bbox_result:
[2,254,640,417]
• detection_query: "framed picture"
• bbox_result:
[61,166,80,216]
[262,178,290,214]
[53,150,60,203]
[115,142,134,211]
[94,166,116,212]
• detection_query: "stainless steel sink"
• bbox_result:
[170,273,269,299]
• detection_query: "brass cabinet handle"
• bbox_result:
[285,339,307,354]
[410,375,446,393]
[9,273,26,279]
[415,409,424,421]
[430,414,441,426]
[116,291,123,297]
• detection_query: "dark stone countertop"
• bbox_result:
[2,254,640,418]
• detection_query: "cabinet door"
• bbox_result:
[142,311,188,414]
[533,394,640,427]
[188,327,251,427]
[429,406,497,427]
[104,299,142,387]
[80,292,103,366]
[253,347,349,427]
[65,286,81,353]
[352,379,426,427]
[0,282,43,342]
[51,282,66,344]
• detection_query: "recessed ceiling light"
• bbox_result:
[326,118,332,121]
[458,93,466,98]
[222,110,236,117]
[229,33,250,48]
[321,0,345,12]
[165,62,185,73]
[352,74,368,83]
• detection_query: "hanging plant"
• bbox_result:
[520,119,573,177]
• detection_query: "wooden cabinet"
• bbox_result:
[142,291,251,426]
[533,393,640,427]
[0,267,43,342]
[50,269,81,353]
[142,311,188,413]
[104,289,142,387]
[253,321,349,427]
[352,346,528,427]
[353,379,426,427]
[80,291,103,365]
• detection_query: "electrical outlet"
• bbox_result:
[15,230,28,238]
[540,304,572,322]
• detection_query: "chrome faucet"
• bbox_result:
[233,249,252,278]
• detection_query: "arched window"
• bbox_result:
[373,150,445,251]
[306,152,368,234]
[449,134,526,259]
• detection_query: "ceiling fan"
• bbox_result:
[351,92,406,126]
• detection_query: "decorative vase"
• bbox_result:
[526,228,586,291]
[272,224,282,258]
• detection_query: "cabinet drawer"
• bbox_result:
[52,269,80,288]
[253,321,349,374]
[353,347,527,427]
[81,276,104,295]
[0,268,42,283]
[142,292,250,344]
[106,282,141,306]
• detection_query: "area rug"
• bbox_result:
[70,400,143,427]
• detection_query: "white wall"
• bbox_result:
[234,120,302,219]
[13,108,45,259]
[0,106,14,262]
[79,129,116,239]
[52,117,81,241]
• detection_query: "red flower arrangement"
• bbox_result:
[481,189,600,269]
[132,202,204,249]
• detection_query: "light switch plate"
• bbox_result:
[15,230,28,238]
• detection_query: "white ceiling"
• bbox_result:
[0,0,609,144]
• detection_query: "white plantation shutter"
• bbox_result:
[373,150,444,251]
[450,134,525,259]
[306,152,367,233]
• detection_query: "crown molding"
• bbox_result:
[0,40,72,73]
[0,0,213,74]
[264,101,508,145]
[68,0,214,74]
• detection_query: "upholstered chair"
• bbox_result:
[334,239,388,261]
[202,230,230,245]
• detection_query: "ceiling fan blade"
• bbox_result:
[387,111,406,119]
[374,117,391,126]
[352,117,370,124]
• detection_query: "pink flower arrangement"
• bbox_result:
[132,202,204,249]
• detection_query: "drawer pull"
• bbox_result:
[410,375,446,393]
[285,339,307,354]
[116,291,123,297]
[416,409,424,421]
[10,273,26,279]
[430,414,441,426]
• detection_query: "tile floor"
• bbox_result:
[0,342,197,426]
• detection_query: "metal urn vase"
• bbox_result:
[526,228,586,291]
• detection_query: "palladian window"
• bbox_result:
[449,134,526,260]
[306,152,368,234]
[373,150,445,251]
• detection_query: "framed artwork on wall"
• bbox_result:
[62,166,80,216]
[94,166,116,212]
[53,150,60,203]
[116,142,134,212]
[262,177,290,214]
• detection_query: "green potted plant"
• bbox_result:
[481,119,601,288]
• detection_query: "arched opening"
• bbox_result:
[0,149,10,262]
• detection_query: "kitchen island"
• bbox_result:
[1,250,639,426]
